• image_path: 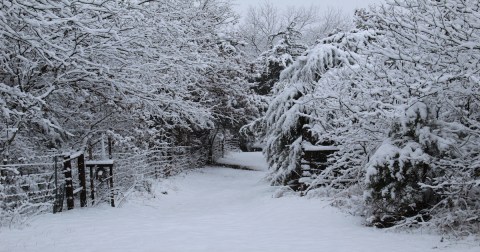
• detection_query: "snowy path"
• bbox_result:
[0,152,478,252]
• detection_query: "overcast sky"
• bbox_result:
[232,0,385,16]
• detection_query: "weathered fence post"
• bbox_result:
[109,164,115,207]
[63,154,74,210]
[108,136,113,159]
[88,145,95,205]
[89,165,95,205]
[78,154,87,207]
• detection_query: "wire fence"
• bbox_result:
[210,137,240,163]
[0,159,61,228]
[0,146,203,228]
[111,146,201,206]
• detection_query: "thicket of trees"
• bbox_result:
[0,0,257,163]
[257,0,480,235]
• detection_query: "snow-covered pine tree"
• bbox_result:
[250,22,307,96]
[239,22,308,153]
[263,29,377,188]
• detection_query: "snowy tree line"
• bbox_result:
[250,0,480,235]
[0,0,258,162]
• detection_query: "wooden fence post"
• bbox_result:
[89,165,95,205]
[63,154,74,210]
[78,154,87,207]
[109,164,115,207]
[108,136,113,159]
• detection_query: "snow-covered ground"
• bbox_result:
[0,152,478,252]
[216,151,268,171]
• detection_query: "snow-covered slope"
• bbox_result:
[0,152,477,252]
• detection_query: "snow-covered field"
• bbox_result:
[0,152,478,252]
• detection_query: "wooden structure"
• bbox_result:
[63,152,86,210]
[301,144,339,171]
[85,160,115,207]
[62,151,115,210]
[290,142,339,191]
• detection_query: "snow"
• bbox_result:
[0,152,478,252]
[365,139,398,181]
[302,141,339,151]
[85,160,114,165]
[216,152,268,171]
[72,187,84,195]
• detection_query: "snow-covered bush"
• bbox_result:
[358,0,480,234]
[261,0,480,235]
[365,104,439,227]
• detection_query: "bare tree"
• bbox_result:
[304,7,352,44]
[238,1,352,58]
[240,1,281,56]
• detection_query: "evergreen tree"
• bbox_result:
[251,22,307,96]
[262,29,376,187]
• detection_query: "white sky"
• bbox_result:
[232,0,385,16]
